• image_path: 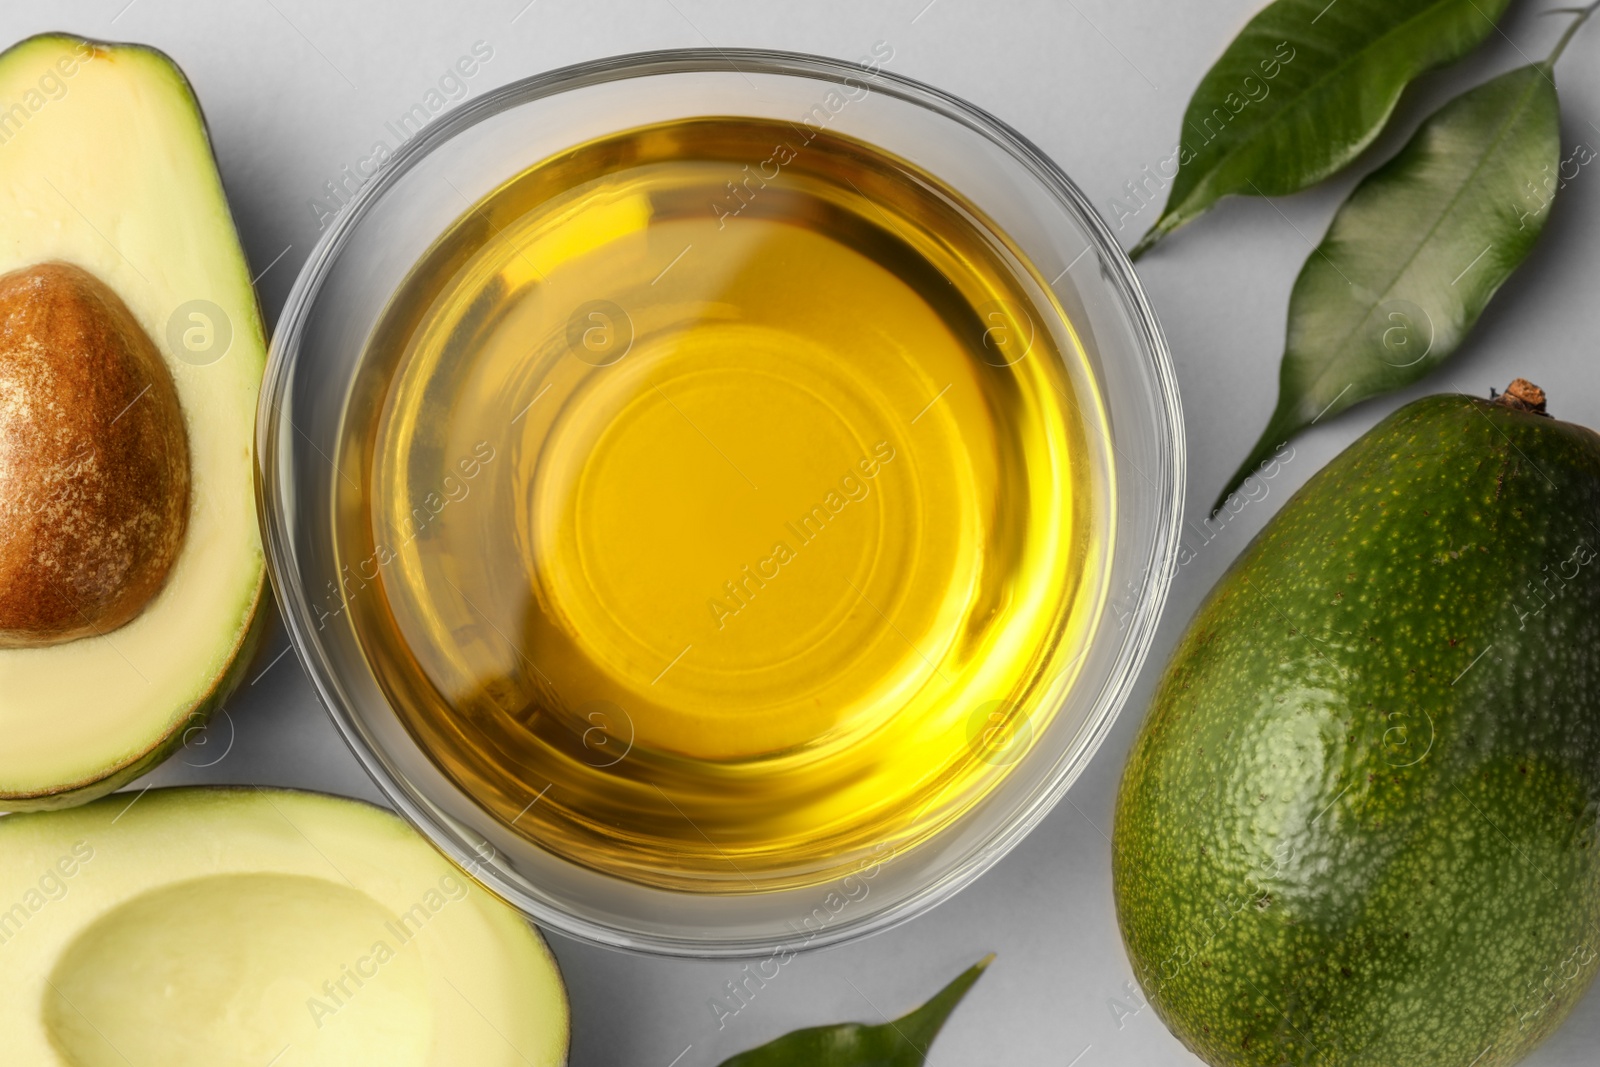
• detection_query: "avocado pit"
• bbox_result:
[0,261,189,647]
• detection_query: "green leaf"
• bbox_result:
[715,956,992,1067]
[1130,0,1511,258]
[1214,61,1561,512]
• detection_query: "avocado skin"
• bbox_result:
[1113,394,1600,1066]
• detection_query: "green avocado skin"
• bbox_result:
[1113,395,1600,1067]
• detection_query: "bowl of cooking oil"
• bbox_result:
[259,48,1183,955]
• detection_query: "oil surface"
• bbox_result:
[338,117,1110,890]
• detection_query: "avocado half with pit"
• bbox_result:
[0,787,570,1065]
[0,35,267,807]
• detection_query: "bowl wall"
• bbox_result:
[258,48,1183,956]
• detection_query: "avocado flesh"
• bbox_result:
[0,35,266,805]
[1113,394,1600,1067]
[0,788,570,1066]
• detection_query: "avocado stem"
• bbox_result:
[1545,0,1600,66]
[1492,378,1550,416]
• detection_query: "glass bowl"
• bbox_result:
[257,48,1183,957]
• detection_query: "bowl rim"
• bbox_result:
[257,45,1185,957]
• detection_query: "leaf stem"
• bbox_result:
[1545,0,1600,66]
[1128,223,1165,262]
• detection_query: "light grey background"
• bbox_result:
[9,1,1599,1064]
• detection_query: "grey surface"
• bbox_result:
[9,1,1599,1063]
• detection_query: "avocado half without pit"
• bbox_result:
[0,35,267,808]
[0,788,570,1067]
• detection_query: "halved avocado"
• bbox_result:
[0,787,570,1066]
[0,35,267,807]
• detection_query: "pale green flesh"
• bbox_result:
[0,788,569,1066]
[45,874,433,1067]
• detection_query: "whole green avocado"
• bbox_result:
[1113,383,1600,1067]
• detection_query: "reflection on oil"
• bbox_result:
[337,117,1110,890]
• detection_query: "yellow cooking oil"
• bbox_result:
[336,116,1111,891]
